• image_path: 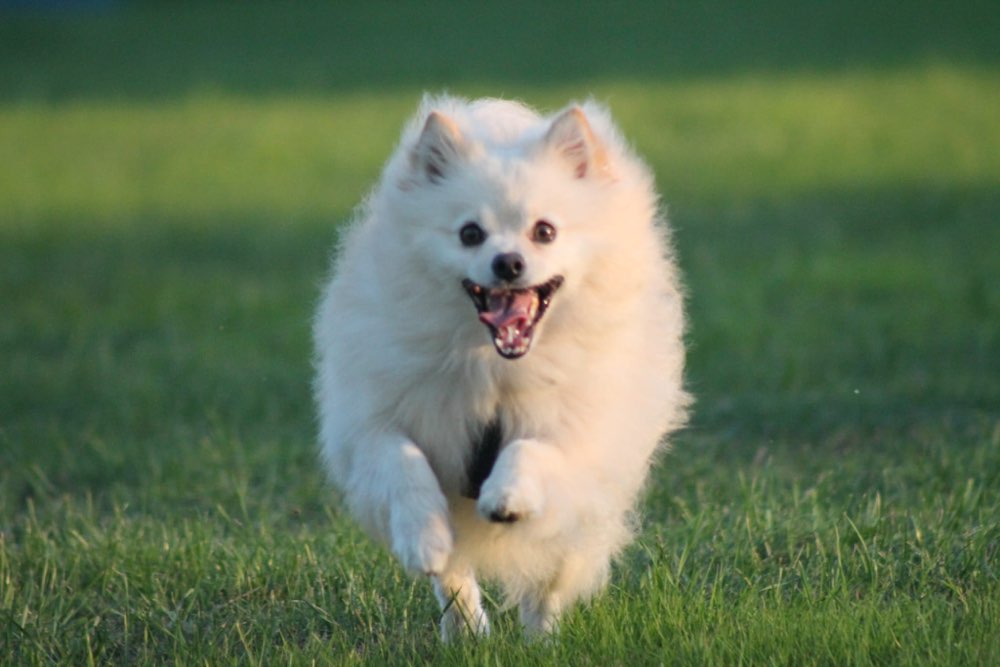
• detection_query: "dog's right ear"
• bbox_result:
[410,112,466,184]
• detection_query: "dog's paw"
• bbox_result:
[476,474,544,524]
[390,509,453,575]
[440,605,491,641]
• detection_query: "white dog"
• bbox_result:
[314,95,688,639]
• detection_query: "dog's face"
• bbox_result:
[392,106,614,360]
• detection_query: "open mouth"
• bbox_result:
[461,276,564,359]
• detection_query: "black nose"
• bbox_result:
[491,252,525,282]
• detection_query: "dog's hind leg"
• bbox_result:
[518,590,562,636]
[519,552,609,636]
[433,567,490,641]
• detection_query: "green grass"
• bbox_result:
[2,1,999,664]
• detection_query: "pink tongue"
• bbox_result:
[479,291,534,331]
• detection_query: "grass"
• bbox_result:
[2,1,999,664]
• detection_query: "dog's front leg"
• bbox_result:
[474,438,586,635]
[475,438,549,524]
[346,433,453,575]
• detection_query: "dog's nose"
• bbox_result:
[491,252,525,282]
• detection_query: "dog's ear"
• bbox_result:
[544,107,609,179]
[411,111,466,184]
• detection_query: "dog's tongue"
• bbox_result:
[478,290,535,332]
[462,277,562,360]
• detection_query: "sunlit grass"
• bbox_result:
[1,66,996,224]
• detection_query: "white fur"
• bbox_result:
[313,95,689,639]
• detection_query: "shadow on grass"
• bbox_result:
[675,186,1000,447]
[1,1,998,102]
[1,186,997,507]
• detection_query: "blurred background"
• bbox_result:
[0,0,1000,512]
[2,0,997,476]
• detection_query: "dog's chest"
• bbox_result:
[395,353,553,496]
[462,416,502,499]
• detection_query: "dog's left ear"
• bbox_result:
[544,107,610,179]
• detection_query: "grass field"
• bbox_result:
[2,2,999,664]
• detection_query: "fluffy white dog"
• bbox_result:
[314,95,688,639]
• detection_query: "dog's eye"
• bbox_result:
[532,220,557,244]
[459,222,486,247]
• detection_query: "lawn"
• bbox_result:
[1,2,999,664]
